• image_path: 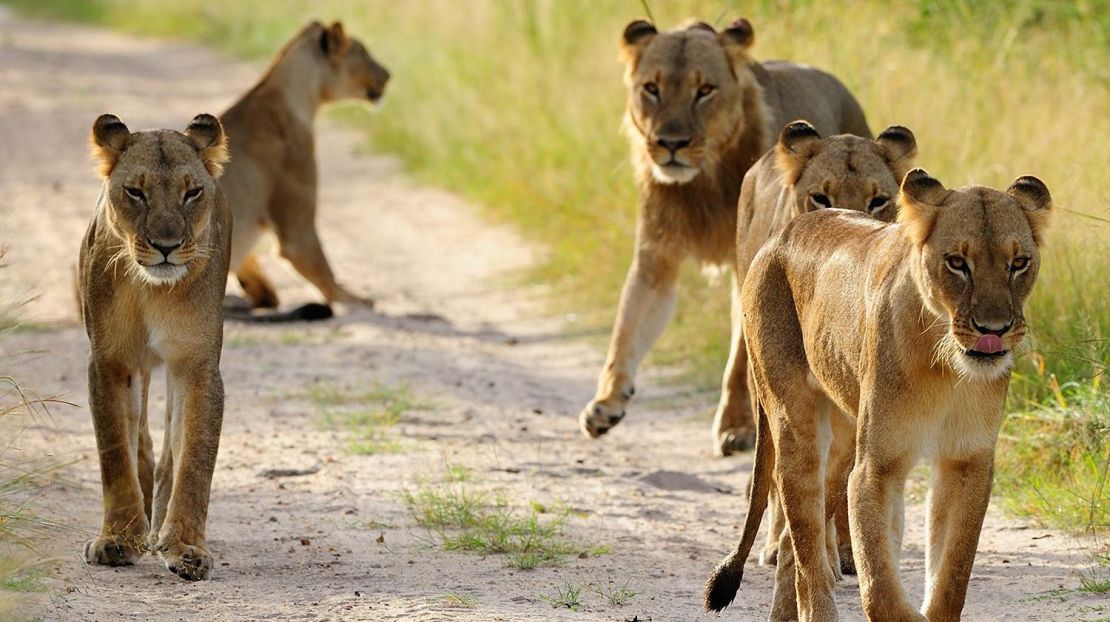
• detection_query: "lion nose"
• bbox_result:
[149,239,182,260]
[655,136,691,154]
[972,318,1013,336]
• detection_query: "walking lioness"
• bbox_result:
[79,113,231,580]
[579,18,871,454]
[705,170,1052,620]
[223,21,389,312]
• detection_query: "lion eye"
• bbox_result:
[1010,256,1029,272]
[868,196,889,213]
[810,193,832,208]
[183,187,203,204]
[696,84,716,99]
[123,187,146,203]
[643,82,659,97]
[946,255,968,273]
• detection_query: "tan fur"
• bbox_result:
[705,170,1052,620]
[579,18,873,446]
[221,21,389,309]
[711,122,918,572]
[79,113,232,581]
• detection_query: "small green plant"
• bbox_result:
[588,579,636,606]
[401,469,589,569]
[308,382,427,455]
[1079,553,1110,594]
[442,592,477,608]
[541,582,582,611]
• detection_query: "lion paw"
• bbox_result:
[714,427,755,457]
[839,544,857,576]
[83,535,145,567]
[334,288,375,310]
[154,537,213,581]
[579,396,628,438]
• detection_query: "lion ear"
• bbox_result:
[184,114,229,178]
[619,19,657,65]
[1007,175,1052,247]
[718,18,754,50]
[875,126,917,180]
[90,114,131,179]
[320,21,348,57]
[898,168,948,246]
[774,120,822,186]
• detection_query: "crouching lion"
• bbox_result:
[79,113,231,580]
[705,169,1052,621]
[579,17,872,455]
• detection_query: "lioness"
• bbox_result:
[705,170,1052,621]
[79,113,231,581]
[579,18,872,454]
[223,21,389,312]
[722,120,918,574]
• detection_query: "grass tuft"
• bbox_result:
[541,582,582,611]
[401,468,589,569]
[308,382,426,455]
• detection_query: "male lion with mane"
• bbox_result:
[223,21,389,316]
[579,18,872,455]
[705,169,1052,621]
[79,113,231,581]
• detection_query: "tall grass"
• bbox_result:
[0,294,65,617]
[8,0,1106,528]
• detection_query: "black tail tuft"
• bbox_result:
[703,553,745,612]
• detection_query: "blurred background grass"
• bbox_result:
[5,0,1107,532]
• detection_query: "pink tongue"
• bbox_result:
[974,334,1005,354]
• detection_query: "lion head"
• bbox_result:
[775,121,917,221]
[620,18,763,185]
[313,21,391,104]
[899,169,1052,380]
[90,113,229,286]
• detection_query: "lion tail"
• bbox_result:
[703,399,774,612]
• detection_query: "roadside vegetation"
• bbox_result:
[400,465,601,570]
[0,288,64,618]
[9,0,1105,534]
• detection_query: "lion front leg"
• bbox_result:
[84,358,150,567]
[152,363,224,581]
[921,452,993,622]
[580,246,680,438]
[711,273,756,455]
[848,452,923,622]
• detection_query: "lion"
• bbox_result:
[221,21,389,313]
[78,113,232,581]
[719,119,919,575]
[579,18,873,453]
[704,169,1052,621]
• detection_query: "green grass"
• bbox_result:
[541,582,583,611]
[587,578,637,606]
[442,592,478,608]
[400,468,592,570]
[10,0,1106,530]
[306,382,425,455]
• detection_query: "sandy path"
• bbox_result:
[0,9,1102,621]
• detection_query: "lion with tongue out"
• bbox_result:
[704,169,1052,621]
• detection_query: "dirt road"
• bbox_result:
[0,9,1102,621]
